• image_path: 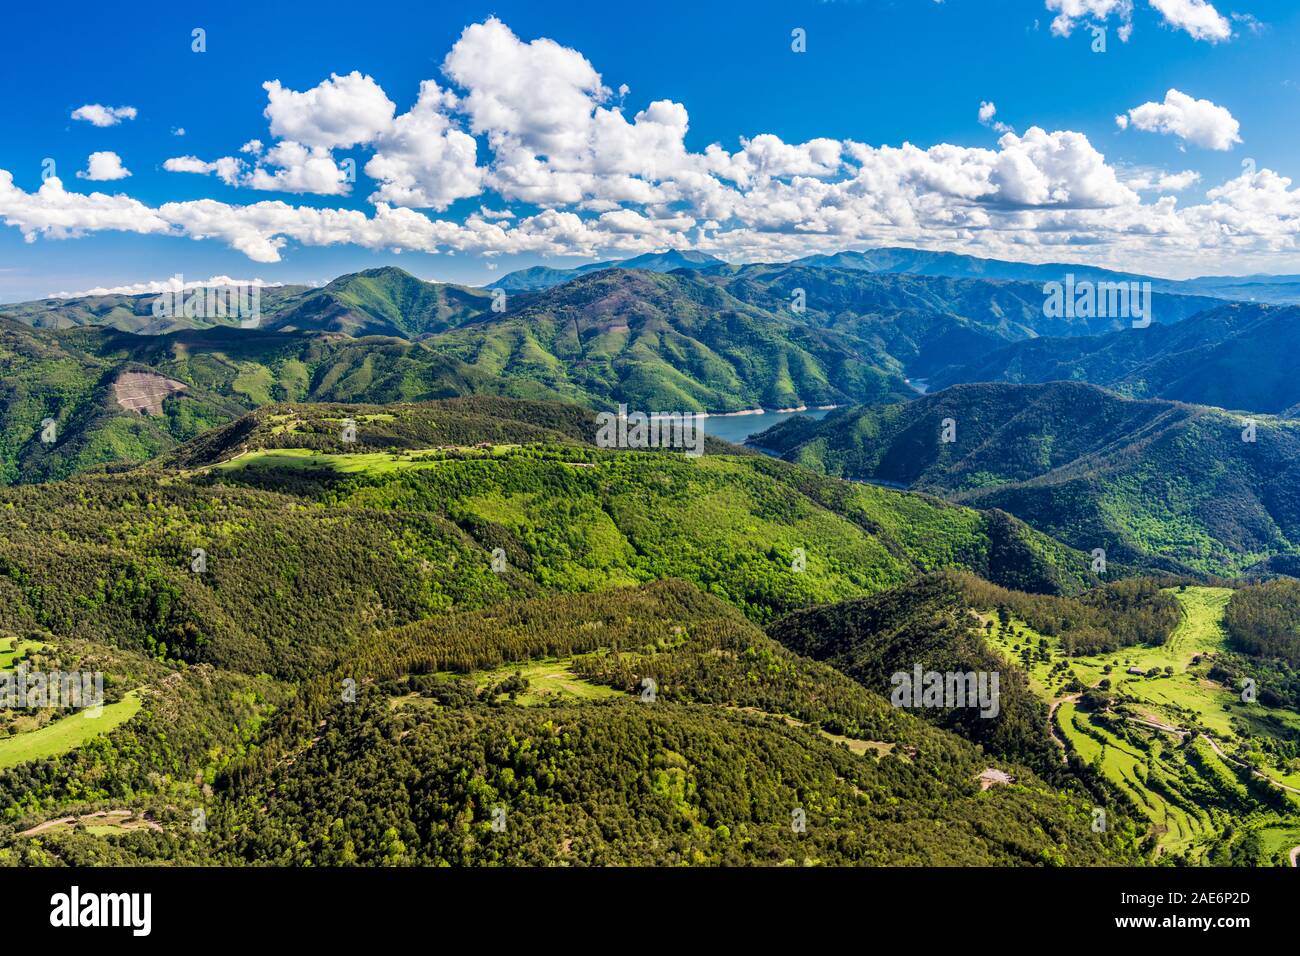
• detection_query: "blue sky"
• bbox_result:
[2,0,1299,300]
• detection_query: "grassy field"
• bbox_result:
[447,658,625,707]
[0,637,46,671]
[0,692,142,770]
[990,587,1300,861]
[215,444,522,477]
[1256,824,1300,865]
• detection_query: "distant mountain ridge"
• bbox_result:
[933,302,1300,414]
[0,261,1240,484]
[786,248,1300,304]
[485,249,724,291]
[10,246,1300,340]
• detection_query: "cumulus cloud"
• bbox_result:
[262,72,395,149]
[8,17,1300,276]
[1046,1,1134,40]
[365,81,483,210]
[245,141,353,195]
[70,104,137,127]
[164,154,248,187]
[1148,0,1231,42]
[165,142,351,196]
[444,17,607,160]
[76,151,131,181]
[1118,89,1241,150]
[0,172,168,241]
[1046,0,1230,42]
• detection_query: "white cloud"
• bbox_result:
[245,141,352,195]
[76,151,131,181]
[1157,169,1201,191]
[978,100,1013,134]
[70,104,137,127]
[48,276,285,299]
[365,81,484,210]
[440,18,704,207]
[0,171,168,241]
[1045,1,1133,39]
[1046,0,1230,42]
[165,143,351,196]
[1118,88,1241,150]
[163,155,246,186]
[263,72,396,149]
[444,17,607,160]
[705,134,842,188]
[1148,0,1231,42]
[9,17,1300,277]
[1125,167,1202,191]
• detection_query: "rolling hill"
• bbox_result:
[0,396,1139,866]
[426,267,916,412]
[0,317,512,484]
[0,283,316,334]
[753,381,1300,575]
[264,266,495,337]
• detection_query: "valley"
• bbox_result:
[1,256,1299,872]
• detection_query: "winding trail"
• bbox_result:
[1199,732,1300,795]
[1117,710,1300,796]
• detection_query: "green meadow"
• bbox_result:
[0,637,46,671]
[0,693,142,771]
[465,658,625,706]
[989,588,1300,861]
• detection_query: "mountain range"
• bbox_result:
[933,302,1300,415]
[0,251,1284,487]
[5,245,1300,869]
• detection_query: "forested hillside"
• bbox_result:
[933,303,1300,414]
[0,396,1149,866]
[754,382,1300,575]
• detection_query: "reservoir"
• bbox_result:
[701,407,835,447]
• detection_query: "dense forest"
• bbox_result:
[753,381,1300,577]
[0,394,1296,868]
[1227,579,1300,666]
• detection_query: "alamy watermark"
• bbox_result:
[595,405,705,457]
[1,669,105,717]
[1043,274,1151,329]
[890,665,1000,718]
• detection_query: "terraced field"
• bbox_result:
[989,587,1300,861]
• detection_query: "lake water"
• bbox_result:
[702,407,835,448]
